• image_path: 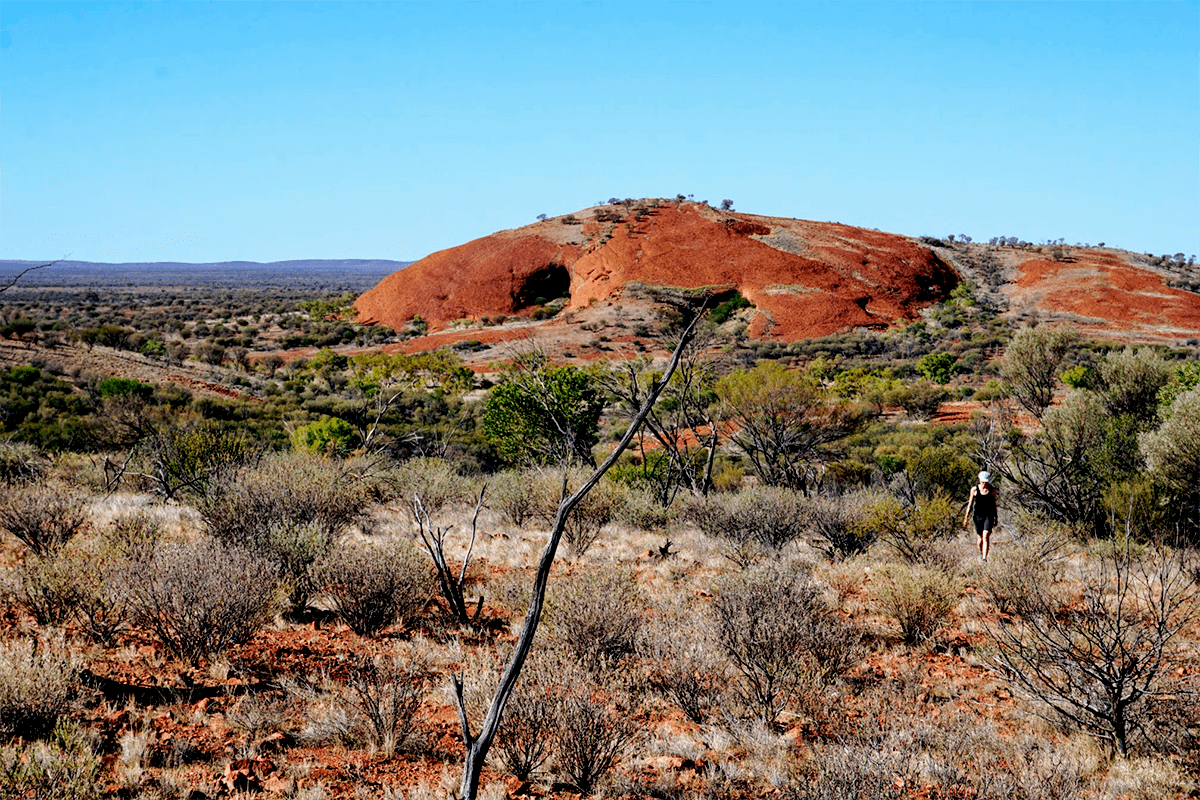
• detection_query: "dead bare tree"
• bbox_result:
[0,260,56,293]
[449,304,706,800]
[414,486,486,625]
[988,542,1199,756]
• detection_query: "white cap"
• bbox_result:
[978,471,991,483]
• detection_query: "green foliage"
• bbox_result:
[904,444,976,499]
[1141,387,1200,533]
[861,492,960,565]
[1091,346,1170,425]
[709,291,752,324]
[483,355,603,466]
[717,361,864,491]
[1001,324,1078,419]
[917,352,957,384]
[1155,359,1200,419]
[291,416,362,455]
[137,420,261,500]
[96,376,153,399]
[0,366,96,451]
[1060,364,1090,389]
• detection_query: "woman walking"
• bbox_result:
[964,471,998,562]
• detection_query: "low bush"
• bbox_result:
[547,660,641,795]
[806,491,878,560]
[876,564,959,645]
[313,539,429,637]
[489,469,541,527]
[645,611,726,724]
[387,456,473,515]
[714,564,861,723]
[545,568,645,673]
[129,539,280,666]
[198,454,376,610]
[0,437,45,484]
[343,648,434,757]
[0,637,81,739]
[0,481,89,556]
[688,486,809,560]
[0,721,102,800]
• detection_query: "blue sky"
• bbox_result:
[2,1,1196,263]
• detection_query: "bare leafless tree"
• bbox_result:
[449,306,705,800]
[988,542,1198,756]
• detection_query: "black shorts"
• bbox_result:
[973,516,997,536]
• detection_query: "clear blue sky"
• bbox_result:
[2,1,1196,263]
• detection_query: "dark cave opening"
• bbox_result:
[513,263,571,309]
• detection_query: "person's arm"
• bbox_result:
[963,487,976,526]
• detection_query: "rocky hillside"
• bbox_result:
[355,200,960,341]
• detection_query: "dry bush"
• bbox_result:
[561,477,624,557]
[342,649,435,757]
[104,510,164,565]
[0,481,89,557]
[386,456,473,514]
[198,454,374,559]
[492,653,558,781]
[860,492,959,567]
[545,567,645,673]
[313,539,430,637]
[128,538,280,666]
[714,563,862,724]
[489,469,541,527]
[876,564,959,646]
[806,491,879,561]
[988,543,1199,756]
[645,610,727,724]
[14,553,78,626]
[688,486,809,552]
[0,637,82,739]
[56,539,134,645]
[613,485,680,532]
[547,660,642,795]
[495,468,623,555]
[0,437,46,485]
[0,721,102,800]
[981,529,1065,617]
[291,646,434,758]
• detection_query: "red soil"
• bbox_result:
[1008,250,1200,342]
[356,202,960,342]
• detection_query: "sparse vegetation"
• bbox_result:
[0,248,1195,800]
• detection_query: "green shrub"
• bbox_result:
[290,416,362,456]
[860,493,959,565]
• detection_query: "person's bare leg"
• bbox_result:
[981,528,991,562]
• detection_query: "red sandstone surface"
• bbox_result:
[1005,250,1200,342]
[356,201,960,341]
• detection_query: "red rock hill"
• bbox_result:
[356,201,960,341]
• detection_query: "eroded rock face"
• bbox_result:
[355,201,960,341]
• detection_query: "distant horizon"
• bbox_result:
[3,2,1195,262]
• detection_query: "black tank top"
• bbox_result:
[973,487,996,519]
